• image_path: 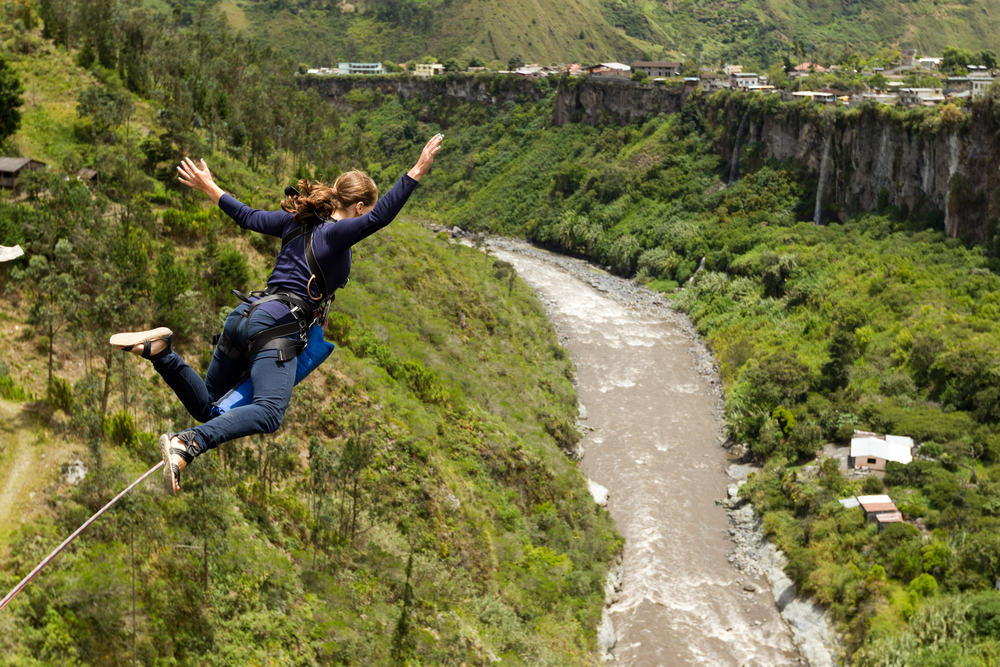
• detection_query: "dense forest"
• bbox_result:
[0,4,619,666]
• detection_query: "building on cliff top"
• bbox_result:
[731,72,759,89]
[632,61,681,78]
[585,62,631,76]
[414,63,444,77]
[700,73,726,92]
[899,87,945,107]
[850,431,913,470]
[338,62,384,76]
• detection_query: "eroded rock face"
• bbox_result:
[300,74,549,114]
[552,79,998,242]
[753,107,995,241]
[554,79,688,125]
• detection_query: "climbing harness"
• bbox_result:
[214,192,345,363]
[0,461,165,612]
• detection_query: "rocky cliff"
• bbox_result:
[298,73,550,113]
[556,83,997,243]
[553,77,689,125]
[306,74,998,243]
[732,99,997,242]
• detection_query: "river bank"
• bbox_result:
[445,231,834,665]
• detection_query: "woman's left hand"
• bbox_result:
[408,134,443,181]
[178,157,226,205]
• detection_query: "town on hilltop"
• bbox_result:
[302,47,1000,107]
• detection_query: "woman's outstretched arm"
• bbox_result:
[177,157,288,237]
[324,134,444,249]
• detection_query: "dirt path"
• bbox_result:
[0,400,76,546]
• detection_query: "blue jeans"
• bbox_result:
[152,302,298,454]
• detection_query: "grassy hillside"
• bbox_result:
[0,17,620,667]
[157,0,1000,72]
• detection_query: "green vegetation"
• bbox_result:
[130,0,1000,76]
[304,78,1000,661]
[0,9,619,666]
[6,0,1000,661]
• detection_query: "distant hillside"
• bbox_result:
[158,0,1000,70]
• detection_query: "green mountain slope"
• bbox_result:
[162,0,1000,70]
[0,17,619,665]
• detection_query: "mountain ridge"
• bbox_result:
[173,0,1000,71]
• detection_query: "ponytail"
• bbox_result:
[280,171,378,223]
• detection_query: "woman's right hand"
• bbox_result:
[177,157,226,205]
[407,134,443,182]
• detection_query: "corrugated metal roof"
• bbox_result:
[851,435,912,464]
[838,497,860,509]
[858,494,897,513]
[0,157,31,173]
[857,494,892,504]
[875,511,903,523]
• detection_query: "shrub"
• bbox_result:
[106,410,138,450]
[970,591,1000,639]
[47,375,73,413]
[861,475,885,495]
[788,422,823,458]
[908,573,938,599]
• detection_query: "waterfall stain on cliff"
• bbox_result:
[814,134,833,226]
[728,110,751,186]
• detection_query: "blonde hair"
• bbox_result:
[280,170,379,222]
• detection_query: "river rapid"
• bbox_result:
[485,239,804,666]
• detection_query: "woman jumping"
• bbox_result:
[111,134,443,494]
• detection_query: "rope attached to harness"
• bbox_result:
[0,460,165,612]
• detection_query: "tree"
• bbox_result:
[11,239,84,388]
[508,54,525,70]
[822,330,859,391]
[442,58,462,73]
[942,46,975,73]
[981,49,998,70]
[0,55,24,142]
[631,69,649,82]
[868,73,887,92]
[467,56,486,68]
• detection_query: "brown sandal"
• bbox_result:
[158,431,200,495]
[110,327,174,361]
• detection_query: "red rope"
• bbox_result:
[0,460,164,612]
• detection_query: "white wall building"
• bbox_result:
[850,431,913,470]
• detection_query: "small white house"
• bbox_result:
[732,72,759,89]
[789,90,836,104]
[850,431,913,471]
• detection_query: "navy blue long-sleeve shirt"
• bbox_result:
[218,174,419,320]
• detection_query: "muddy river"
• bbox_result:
[489,241,803,666]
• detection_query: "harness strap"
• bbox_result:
[279,213,332,301]
[304,227,328,299]
[217,288,317,363]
